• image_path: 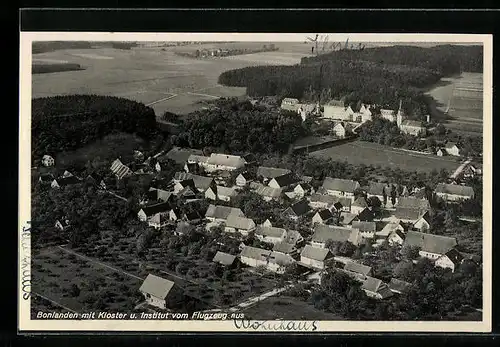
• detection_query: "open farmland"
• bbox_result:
[310,140,462,173]
[32,43,312,116]
[426,72,483,136]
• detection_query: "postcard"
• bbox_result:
[19,32,492,333]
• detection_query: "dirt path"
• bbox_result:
[228,284,291,312]
[450,158,472,179]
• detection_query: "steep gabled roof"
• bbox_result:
[435,183,474,198]
[140,202,171,217]
[164,147,204,164]
[312,225,353,243]
[213,251,236,266]
[353,196,369,208]
[396,197,430,210]
[394,207,427,221]
[445,142,459,149]
[139,274,175,299]
[269,173,300,188]
[285,200,311,217]
[267,252,295,266]
[344,261,372,276]
[214,185,238,198]
[322,177,359,193]
[404,231,458,255]
[240,246,271,261]
[225,215,255,230]
[314,209,334,221]
[205,204,244,220]
[357,208,374,222]
[256,166,291,179]
[352,221,376,233]
[388,278,413,294]
[301,245,331,261]
[250,182,283,198]
[361,277,392,298]
[283,229,302,245]
[442,248,464,265]
[377,222,403,237]
[273,242,297,254]
[255,226,286,238]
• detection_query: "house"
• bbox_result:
[54,219,70,231]
[361,277,393,299]
[356,208,374,222]
[155,157,174,172]
[388,229,405,246]
[175,221,194,236]
[164,147,204,165]
[39,173,55,185]
[297,103,318,121]
[344,261,373,281]
[403,231,458,260]
[212,251,237,267]
[268,173,300,190]
[86,173,107,190]
[282,229,304,247]
[250,182,283,201]
[312,209,335,225]
[321,177,360,201]
[262,218,273,227]
[273,242,298,256]
[280,97,300,112]
[137,202,171,222]
[178,186,197,199]
[42,154,55,167]
[266,252,295,273]
[352,221,376,239]
[204,153,246,172]
[397,197,430,211]
[323,99,347,120]
[435,248,464,272]
[399,120,426,136]
[413,214,431,232]
[184,162,203,174]
[205,204,244,223]
[332,123,346,138]
[300,245,333,269]
[394,208,429,224]
[388,278,413,295]
[173,172,215,193]
[183,211,203,224]
[169,208,181,222]
[50,176,81,189]
[224,215,256,236]
[359,104,373,123]
[309,194,351,211]
[293,183,312,199]
[186,154,210,166]
[236,172,254,187]
[445,142,461,156]
[436,148,447,157]
[255,226,286,244]
[351,196,369,215]
[205,186,237,202]
[240,246,271,268]
[148,212,170,229]
[311,224,362,248]
[377,222,404,239]
[174,178,196,194]
[338,212,359,226]
[435,183,475,202]
[380,109,397,122]
[284,200,312,220]
[110,159,133,179]
[139,274,183,310]
[366,182,391,205]
[256,166,291,182]
[62,170,74,178]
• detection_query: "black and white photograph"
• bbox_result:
[19,32,492,332]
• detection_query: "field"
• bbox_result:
[426,72,483,136]
[310,140,462,173]
[32,42,313,117]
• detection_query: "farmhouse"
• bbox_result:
[399,120,426,136]
[250,182,283,201]
[352,221,376,239]
[280,97,300,112]
[273,242,298,256]
[205,185,237,202]
[321,177,360,201]
[293,182,312,199]
[139,274,183,310]
[413,214,431,232]
[148,212,170,229]
[361,277,393,299]
[240,246,271,268]
[110,159,133,179]
[284,200,312,220]
[344,261,373,281]
[388,278,413,295]
[435,248,464,272]
[397,197,430,211]
[212,251,237,267]
[283,229,304,246]
[224,215,256,236]
[205,204,244,224]
[50,176,81,189]
[435,183,475,201]
[300,245,333,270]
[444,142,461,156]
[332,123,346,138]
[255,226,286,244]
[236,172,254,187]
[173,179,196,195]
[387,229,405,246]
[204,153,246,172]
[268,173,300,190]
[351,196,369,215]
[42,154,55,167]
[323,99,347,120]
[137,202,171,222]
[393,207,429,224]
[403,231,458,260]
[312,209,335,225]
[147,188,174,203]
[267,252,295,273]
[311,224,362,248]
[256,166,291,182]
[164,147,204,165]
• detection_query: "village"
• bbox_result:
[35,123,482,315]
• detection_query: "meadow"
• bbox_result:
[309,140,462,173]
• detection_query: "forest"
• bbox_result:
[173,99,311,154]
[218,45,483,114]
[31,95,158,161]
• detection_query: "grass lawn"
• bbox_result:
[242,295,344,320]
[310,140,462,173]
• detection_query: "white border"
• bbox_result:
[19,32,492,333]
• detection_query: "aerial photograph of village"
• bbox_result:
[30,36,484,322]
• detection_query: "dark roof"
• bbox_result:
[139,274,175,299]
[404,231,458,255]
[394,207,426,221]
[178,179,196,189]
[442,248,464,265]
[205,204,244,220]
[435,183,474,198]
[352,221,376,233]
[353,196,369,208]
[270,173,300,188]
[273,242,296,254]
[357,208,374,222]
[301,245,331,261]
[397,197,430,210]
[140,202,171,217]
[165,147,204,164]
[184,211,202,221]
[322,177,359,193]
[87,172,103,182]
[40,173,55,182]
[315,209,334,221]
[388,278,413,294]
[213,251,236,266]
[54,176,81,186]
[344,261,372,276]
[256,166,291,179]
[285,200,311,217]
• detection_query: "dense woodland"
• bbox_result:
[218,45,483,115]
[32,95,158,161]
[173,99,311,154]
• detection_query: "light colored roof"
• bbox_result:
[394,207,427,221]
[377,222,403,237]
[380,109,396,115]
[326,99,345,107]
[312,225,353,243]
[273,242,296,254]
[268,252,295,266]
[251,183,283,198]
[445,142,459,149]
[301,245,330,261]
[281,97,299,104]
[352,196,369,208]
[214,185,238,197]
[240,246,271,261]
[174,172,214,191]
[339,212,358,225]
[256,226,286,238]
[205,204,244,220]
[148,212,170,225]
[404,231,458,255]
[225,215,255,230]
[139,274,175,299]
[344,261,372,276]
[187,154,210,164]
[213,251,236,266]
[435,183,474,197]
[352,221,376,233]
[310,194,351,208]
[164,147,204,164]
[257,166,291,179]
[401,120,424,128]
[322,177,359,193]
[110,159,133,179]
[283,229,302,244]
[361,277,392,297]
[396,197,430,210]
[207,153,245,168]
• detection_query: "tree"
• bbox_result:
[401,245,421,261]
[393,261,415,282]
[69,283,80,297]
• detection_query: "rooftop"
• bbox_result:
[404,231,458,255]
[322,177,359,193]
[139,274,175,299]
[435,183,474,198]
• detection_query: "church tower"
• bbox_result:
[396,100,404,127]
